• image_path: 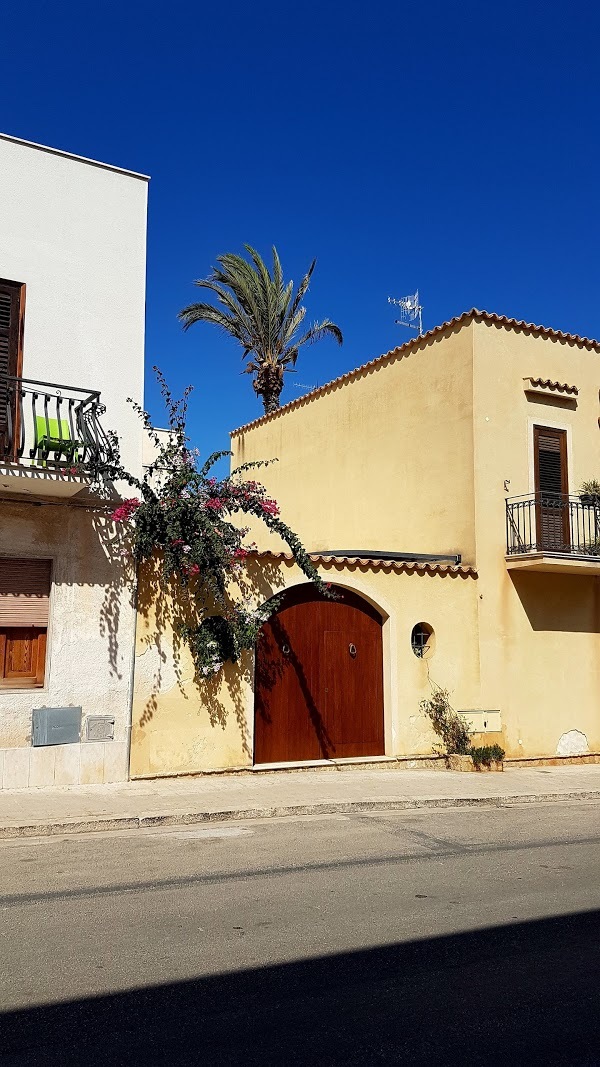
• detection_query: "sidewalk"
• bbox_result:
[1,762,600,839]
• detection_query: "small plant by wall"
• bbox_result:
[420,687,505,764]
[469,744,506,768]
[420,686,472,755]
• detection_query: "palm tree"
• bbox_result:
[178,245,343,414]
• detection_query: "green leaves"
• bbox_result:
[178,246,343,413]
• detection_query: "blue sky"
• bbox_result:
[3,1,599,466]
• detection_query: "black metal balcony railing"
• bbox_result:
[506,493,600,556]
[0,375,111,474]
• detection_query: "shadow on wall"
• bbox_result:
[2,908,600,1065]
[93,512,136,681]
[510,572,600,633]
[135,555,286,759]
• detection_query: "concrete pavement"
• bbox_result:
[2,761,600,839]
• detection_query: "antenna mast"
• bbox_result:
[388,290,423,337]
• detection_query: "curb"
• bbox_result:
[2,789,600,840]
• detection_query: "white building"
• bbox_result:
[0,133,149,788]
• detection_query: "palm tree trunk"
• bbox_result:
[255,365,284,414]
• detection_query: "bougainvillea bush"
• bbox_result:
[101,371,330,677]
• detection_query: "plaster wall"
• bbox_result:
[0,502,135,788]
[231,323,476,563]
[0,134,148,478]
[130,556,480,778]
[472,320,600,757]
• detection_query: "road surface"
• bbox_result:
[1,801,600,1064]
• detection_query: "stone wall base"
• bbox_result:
[0,742,129,789]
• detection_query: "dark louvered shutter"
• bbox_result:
[0,281,23,457]
[534,426,569,550]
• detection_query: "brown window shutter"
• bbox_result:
[0,629,47,687]
[0,558,51,627]
[534,426,570,551]
[534,426,569,496]
[0,280,25,456]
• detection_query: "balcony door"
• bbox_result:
[0,279,25,460]
[534,426,569,551]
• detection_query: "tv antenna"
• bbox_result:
[388,291,423,337]
[293,382,319,393]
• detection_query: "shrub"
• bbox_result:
[420,687,472,755]
[420,689,505,764]
[97,370,332,679]
[469,744,505,767]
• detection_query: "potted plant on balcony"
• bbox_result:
[579,479,600,506]
[579,480,600,555]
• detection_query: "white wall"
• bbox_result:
[0,134,148,478]
[0,135,149,787]
[0,503,136,788]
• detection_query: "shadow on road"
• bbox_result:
[2,909,600,1065]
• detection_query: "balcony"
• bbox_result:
[506,493,600,574]
[0,375,111,499]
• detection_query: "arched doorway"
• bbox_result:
[254,584,384,764]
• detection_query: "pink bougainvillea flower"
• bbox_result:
[189,563,200,576]
[110,498,141,523]
[260,499,279,516]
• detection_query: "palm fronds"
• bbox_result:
[179,246,342,413]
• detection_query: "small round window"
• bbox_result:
[411,622,434,659]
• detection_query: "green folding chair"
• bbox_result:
[34,415,82,466]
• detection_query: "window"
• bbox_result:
[534,426,569,550]
[411,622,434,659]
[0,558,50,688]
[0,278,25,459]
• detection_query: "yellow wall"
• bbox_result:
[472,319,600,757]
[130,555,480,777]
[232,322,477,563]
[131,314,600,776]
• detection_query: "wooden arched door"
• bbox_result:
[254,584,384,764]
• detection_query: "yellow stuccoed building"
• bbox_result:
[130,309,600,778]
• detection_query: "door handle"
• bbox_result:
[349,644,357,657]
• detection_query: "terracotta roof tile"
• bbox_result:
[231,309,600,437]
[523,377,579,395]
[249,550,477,578]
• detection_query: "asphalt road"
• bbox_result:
[2,802,600,1065]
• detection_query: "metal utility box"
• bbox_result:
[32,707,82,747]
[458,709,502,734]
[85,716,115,742]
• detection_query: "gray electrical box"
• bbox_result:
[85,716,115,742]
[32,707,82,747]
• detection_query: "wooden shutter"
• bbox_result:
[0,629,47,686]
[0,279,24,457]
[0,558,51,626]
[534,426,569,550]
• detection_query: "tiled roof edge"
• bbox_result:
[524,377,579,395]
[231,309,600,437]
[249,550,477,578]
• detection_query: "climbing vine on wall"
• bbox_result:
[99,371,331,677]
